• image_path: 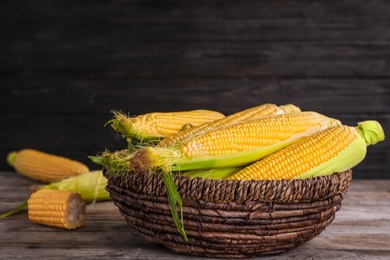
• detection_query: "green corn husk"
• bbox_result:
[163,172,188,242]
[1,202,28,218]
[37,170,110,202]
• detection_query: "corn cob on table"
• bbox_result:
[1,170,390,259]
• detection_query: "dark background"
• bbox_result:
[1,0,389,178]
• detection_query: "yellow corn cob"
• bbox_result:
[180,111,339,157]
[130,111,341,173]
[1,170,110,218]
[109,109,225,143]
[158,103,301,147]
[7,149,90,183]
[226,120,385,180]
[28,189,86,229]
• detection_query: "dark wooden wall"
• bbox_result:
[1,0,389,178]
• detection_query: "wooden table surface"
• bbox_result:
[1,171,390,260]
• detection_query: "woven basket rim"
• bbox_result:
[104,168,353,203]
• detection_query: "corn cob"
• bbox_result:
[28,189,86,229]
[158,103,301,148]
[226,120,385,180]
[1,170,110,218]
[130,111,341,173]
[108,109,225,144]
[7,149,90,183]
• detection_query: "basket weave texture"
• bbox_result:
[104,168,353,259]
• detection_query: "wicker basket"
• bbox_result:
[104,168,353,259]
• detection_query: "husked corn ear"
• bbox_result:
[109,109,225,143]
[7,149,90,183]
[130,112,341,173]
[227,120,385,180]
[181,111,339,157]
[159,103,301,147]
[28,189,86,229]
